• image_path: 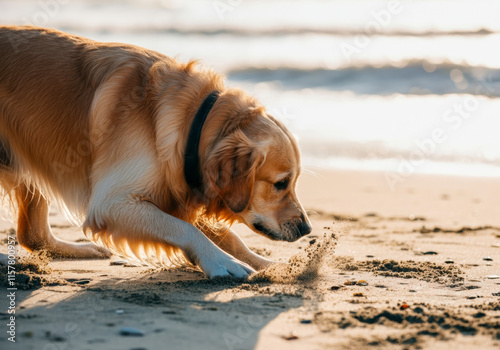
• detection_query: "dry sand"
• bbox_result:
[1,168,499,350]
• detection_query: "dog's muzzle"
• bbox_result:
[253,215,312,242]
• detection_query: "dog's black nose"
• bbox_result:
[297,219,312,237]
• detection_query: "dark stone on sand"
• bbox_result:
[162,310,177,315]
[413,307,424,314]
[354,310,404,324]
[120,327,145,336]
[402,336,417,345]
[417,329,440,337]
[74,280,91,285]
[454,324,477,336]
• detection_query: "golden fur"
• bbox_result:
[0,26,311,278]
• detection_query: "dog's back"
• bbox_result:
[0,26,161,212]
[0,27,96,201]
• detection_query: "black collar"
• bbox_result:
[184,90,221,191]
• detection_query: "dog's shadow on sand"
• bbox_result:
[9,255,325,350]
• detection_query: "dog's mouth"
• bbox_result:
[252,222,282,241]
[252,220,312,242]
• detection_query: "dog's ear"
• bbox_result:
[206,136,265,213]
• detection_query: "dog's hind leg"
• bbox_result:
[14,183,111,259]
[197,222,275,271]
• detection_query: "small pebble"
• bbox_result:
[45,331,65,342]
[115,310,124,314]
[465,285,481,290]
[344,280,357,286]
[423,251,438,255]
[444,259,454,264]
[356,280,368,286]
[309,239,316,245]
[353,293,365,297]
[483,257,493,261]
[119,327,144,337]
[400,303,409,310]
[162,310,177,315]
[409,290,417,293]
[110,260,128,266]
[466,296,477,300]
[487,275,500,279]
[493,292,500,296]
[300,319,312,324]
[282,334,299,341]
[366,255,374,258]
[74,280,91,285]
[330,285,343,291]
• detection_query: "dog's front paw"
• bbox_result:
[198,252,256,279]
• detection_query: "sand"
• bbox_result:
[0,168,499,350]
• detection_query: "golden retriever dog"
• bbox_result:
[0,26,311,278]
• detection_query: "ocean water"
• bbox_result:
[2,0,500,177]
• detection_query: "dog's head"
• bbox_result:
[203,90,311,242]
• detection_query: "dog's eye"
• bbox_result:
[274,178,289,191]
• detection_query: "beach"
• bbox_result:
[1,168,499,350]
[1,1,500,349]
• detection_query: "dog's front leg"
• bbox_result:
[84,193,255,278]
[196,221,275,271]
